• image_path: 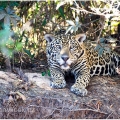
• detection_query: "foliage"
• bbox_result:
[0,26,24,58]
[66,16,82,34]
[0,3,22,58]
[42,70,51,76]
[61,0,120,55]
[0,1,119,70]
[0,6,20,27]
[0,1,19,9]
[95,38,111,56]
[64,1,120,34]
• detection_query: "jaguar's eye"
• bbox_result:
[70,46,74,50]
[69,46,74,51]
[56,45,61,50]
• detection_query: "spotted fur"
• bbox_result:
[44,29,120,96]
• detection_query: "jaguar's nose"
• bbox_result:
[61,55,69,61]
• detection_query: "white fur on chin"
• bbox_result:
[61,65,70,70]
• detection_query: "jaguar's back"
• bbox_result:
[84,42,120,76]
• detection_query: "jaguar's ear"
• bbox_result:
[75,34,86,43]
[44,34,55,43]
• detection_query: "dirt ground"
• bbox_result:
[0,70,120,119]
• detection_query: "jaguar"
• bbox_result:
[44,29,120,96]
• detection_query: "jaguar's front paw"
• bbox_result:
[70,84,88,96]
[50,80,66,89]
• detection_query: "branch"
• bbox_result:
[72,1,120,18]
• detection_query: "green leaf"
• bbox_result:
[36,2,39,9]
[47,70,51,76]
[24,36,29,46]
[58,7,65,19]
[47,0,51,4]
[31,54,35,58]
[23,49,35,58]
[15,42,23,51]
[42,72,46,76]
[23,49,31,56]
[42,18,47,26]
[108,21,111,26]
[111,21,119,26]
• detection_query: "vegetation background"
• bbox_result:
[0,0,120,73]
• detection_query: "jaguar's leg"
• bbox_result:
[49,67,66,89]
[71,62,90,96]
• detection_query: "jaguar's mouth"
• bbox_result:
[63,63,68,67]
[60,63,70,70]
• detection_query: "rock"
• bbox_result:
[25,73,51,90]
[0,71,120,119]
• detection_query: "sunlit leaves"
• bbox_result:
[90,1,120,19]
[66,16,81,34]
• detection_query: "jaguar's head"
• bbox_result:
[44,32,86,71]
